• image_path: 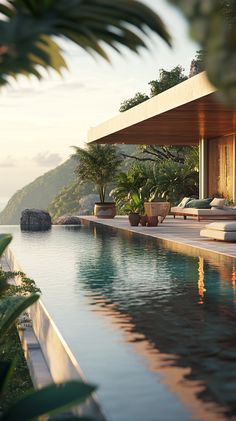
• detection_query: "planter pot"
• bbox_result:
[144,202,170,223]
[94,202,116,219]
[128,213,140,226]
[140,215,148,226]
[147,216,158,227]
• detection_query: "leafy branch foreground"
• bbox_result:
[0,234,97,420]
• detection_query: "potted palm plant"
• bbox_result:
[72,144,122,218]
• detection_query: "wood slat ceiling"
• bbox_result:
[91,94,236,145]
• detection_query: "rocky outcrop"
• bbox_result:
[54,215,81,225]
[20,209,51,231]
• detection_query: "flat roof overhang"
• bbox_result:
[88,72,236,146]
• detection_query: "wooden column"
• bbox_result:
[233,134,236,203]
[199,138,208,199]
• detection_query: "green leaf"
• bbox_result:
[0,293,40,337]
[0,234,12,257]
[0,361,13,395]
[0,0,171,85]
[2,380,96,421]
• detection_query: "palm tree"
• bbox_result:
[73,144,122,203]
[0,0,171,85]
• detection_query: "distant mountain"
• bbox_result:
[0,144,139,225]
[0,158,76,225]
[48,180,96,221]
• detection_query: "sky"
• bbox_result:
[0,0,198,207]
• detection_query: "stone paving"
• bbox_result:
[80,215,236,261]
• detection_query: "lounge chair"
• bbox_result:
[171,197,236,222]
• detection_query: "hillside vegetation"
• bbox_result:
[0,145,137,224]
[0,158,76,225]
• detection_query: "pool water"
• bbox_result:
[1,224,236,421]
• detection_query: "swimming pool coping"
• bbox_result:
[79,216,236,263]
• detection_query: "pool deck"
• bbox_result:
[80,215,236,261]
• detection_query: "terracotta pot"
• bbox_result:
[147,216,158,227]
[140,215,148,226]
[128,213,140,226]
[94,202,116,219]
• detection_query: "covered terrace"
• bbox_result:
[88,72,236,202]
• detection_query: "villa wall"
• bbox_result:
[207,134,236,201]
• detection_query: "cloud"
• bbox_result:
[32,152,63,168]
[0,156,16,167]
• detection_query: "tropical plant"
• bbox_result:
[119,92,149,112]
[73,144,122,203]
[121,192,145,215]
[119,65,188,114]
[0,234,40,337]
[110,163,151,210]
[168,0,236,104]
[189,50,205,77]
[111,151,199,211]
[146,160,199,204]
[148,65,188,97]
[0,234,96,420]
[0,0,235,104]
[0,0,170,85]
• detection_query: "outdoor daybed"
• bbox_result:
[171,197,236,222]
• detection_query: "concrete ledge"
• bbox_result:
[79,215,236,263]
[1,247,105,420]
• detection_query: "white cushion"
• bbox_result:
[200,229,236,241]
[177,197,190,208]
[210,198,225,208]
[204,222,236,232]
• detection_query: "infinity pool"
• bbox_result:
[2,224,236,421]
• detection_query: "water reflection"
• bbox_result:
[77,224,236,419]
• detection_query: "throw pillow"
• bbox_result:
[185,198,212,209]
[177,197,191,208]
[210,198,225,208]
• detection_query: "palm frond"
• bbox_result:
[0,0,171,85]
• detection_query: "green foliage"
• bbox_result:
[0,330,33,413]
[0,0,170,85]
[48,180,95,221]
[147,160,199,204]
[0,270,41,298]
[132,145,198,164]
[0,235,96,420]
[111,149,199,210]
[0,158,76,225]
[73,144,122,203]
[168,0,236,104]
[189,50,205,77]
[119,65,188,113]
[119,92,149,112]
[0,234,39,344]
[121,192,145,215]
[0,146,138,224]
[0,235,12,258]
[0,294,40,340]
[148,65,188,97]
[110,163,150,211]
[1,381,96,421]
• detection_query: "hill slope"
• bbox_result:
[0,145,139,225]
[0,158,76,224]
